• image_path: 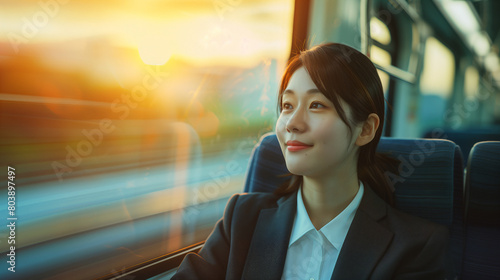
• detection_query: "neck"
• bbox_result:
[301,170,360,230]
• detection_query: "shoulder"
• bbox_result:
[360,186,448,241]
[384,205,449,241]
[358,186,449,258]
[227,192,283,213]
[362,193,451,277]
[222,192,292,232]
[381,205,452,278]
[379,203,450,272]
[217,192,289,250]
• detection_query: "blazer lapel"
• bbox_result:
[331,187,394,280]
[242,192,297,280]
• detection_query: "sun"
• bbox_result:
[137,33,173,65]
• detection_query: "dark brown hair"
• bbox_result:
[274,43,399,205]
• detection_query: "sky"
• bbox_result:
[0,0,294,67]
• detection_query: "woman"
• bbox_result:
[172,43,450,279]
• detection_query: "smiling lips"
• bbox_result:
[286,140,313,152]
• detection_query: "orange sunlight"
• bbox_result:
[0,0,293,68]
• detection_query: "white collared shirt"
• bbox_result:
[281,183,364,280]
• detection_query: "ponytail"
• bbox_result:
[358,151,400,206]
[274,173,302,197]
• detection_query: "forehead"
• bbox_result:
[285,67,318,93]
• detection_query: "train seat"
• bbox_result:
[462,141,500,280]
[244,133,464,276]
[244,133,289,194]
[423,127,500,163]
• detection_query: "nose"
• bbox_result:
[285,107,307,133]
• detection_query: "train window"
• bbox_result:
[464,65,480,100]
[419,36,456,130]
[368,1,415,78]
[370,17,391,45]
[377,69,391,95]
[0,0,294,279]
[371,45,391,93]
[369,17,391,95]
[420,37,455,98]
[369,15,394,68]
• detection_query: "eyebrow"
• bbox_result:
[283,89,322,95]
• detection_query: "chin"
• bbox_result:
[285,163,309,176]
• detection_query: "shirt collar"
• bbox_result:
[288,182,365,250]
[288,187,316,247]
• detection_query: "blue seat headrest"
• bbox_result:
[244,133,464,226]
[462,141,500,278]
[465,141,500,226]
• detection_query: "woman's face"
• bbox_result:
[276,67,361,178]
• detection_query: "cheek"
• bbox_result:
[276,115,287,145]
[276,115,286,130]
[314,118,350,144]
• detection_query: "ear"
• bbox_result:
[355,113,380,147]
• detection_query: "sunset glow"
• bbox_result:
[0,4,294,278]
[0,1,293,68]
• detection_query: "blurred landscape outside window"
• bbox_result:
[0,1,294,279]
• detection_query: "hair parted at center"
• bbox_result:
[274,42,399,205]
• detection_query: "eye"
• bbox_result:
[310,102,326,109]
[282,102,293,110]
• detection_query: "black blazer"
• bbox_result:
[172,186,450,280]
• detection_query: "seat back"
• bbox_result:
[423,127,500,163]
[376,138,463,225]
[244,133,465,275]
[245,133,463,223]
[462,141,500,279]
[244,133,288,193]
